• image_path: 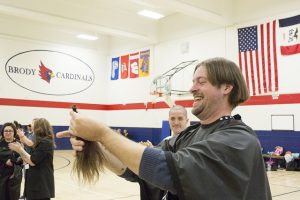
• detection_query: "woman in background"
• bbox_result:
[0,122,23,200]
[9,118,55,200]
[17,121,35,200]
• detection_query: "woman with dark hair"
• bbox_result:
[0,122,23,200]
[9,118,55,200]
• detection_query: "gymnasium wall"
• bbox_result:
[0,36,109,125]
[0,10,300,152]
[106,9,300,153]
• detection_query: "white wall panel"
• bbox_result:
[0,36,109,124]
[234,104,300,131]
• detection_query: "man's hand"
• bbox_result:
[56,111,109,142]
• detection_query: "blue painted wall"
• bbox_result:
[110,126,162,145]
[53,126,162,149]
[256,130,300,154]
[53,127,300,153]
[53,126,72,150]
[2,124,300,153]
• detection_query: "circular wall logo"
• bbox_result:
[5,50,95,95]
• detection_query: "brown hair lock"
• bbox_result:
[71,105,106,184]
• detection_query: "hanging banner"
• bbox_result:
[129,52,139,78]
[139,49,150,77]
[111,49,150,80]
[111,57,119,80]
[120,55,129,79]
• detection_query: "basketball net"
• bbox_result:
[150,76,174,107]
[150,60,198,108]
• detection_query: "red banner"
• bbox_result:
[129,52,139,78]
[120,55,129,79]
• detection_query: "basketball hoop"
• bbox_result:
[150,60,198,107]
[149,75,172,106]
[150,91,164,97]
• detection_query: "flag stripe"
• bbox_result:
[266,22,272,92]
[260,24,267,93]
[255,50,262,94]
[249,52,256,95]
[280,44,300,55]
[272,20,279,91]
[238,52,242,72]
[243,52,250,91]
[279,14,300,27]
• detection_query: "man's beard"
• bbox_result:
[191,103,205,119]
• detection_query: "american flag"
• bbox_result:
[238,20,279,96]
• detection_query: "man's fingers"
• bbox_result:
[70,137,85,152]
[56,130,73,138]
[69,112,78,132]
[70,110,79,119]
[72,150,77,157]
[70,137,85,146]
[72,145,83,152]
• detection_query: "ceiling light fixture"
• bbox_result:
[138,10,164,20]
[76,34,98,40]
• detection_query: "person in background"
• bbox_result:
[13,121,22,130]
[13,121,22,140]
[57,57,272,200]
[25,124,33,140]
[159,105,189,147]
[168,105,189,136]
[17,122,35,200]
[140,105,189,147]
[9,118,55,200]
[136,105,190,200]
[17,123,34,154]
[122,129,129,137]
[0,122,23,200]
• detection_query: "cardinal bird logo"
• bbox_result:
[39,61,55,83]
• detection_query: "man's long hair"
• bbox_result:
[194,57,249,108]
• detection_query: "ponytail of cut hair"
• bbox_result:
[72,140,106,184]
[71,105,106,184]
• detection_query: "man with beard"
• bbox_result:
[57,57,272,200]
[135,105,190,200]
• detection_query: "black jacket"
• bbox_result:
[25,138,55,199]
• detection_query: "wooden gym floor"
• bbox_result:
[38,150,300,200]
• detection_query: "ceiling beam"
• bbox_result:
[132,0,231,26]
[0,4,155,43]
